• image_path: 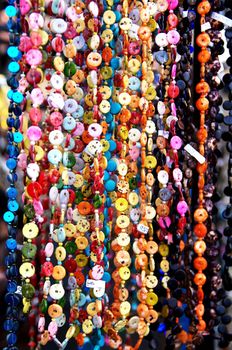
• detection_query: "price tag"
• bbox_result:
[201,22,211,32]
[86,279,105,289]
[184,144,206,164]
[211,12,232,26]
[137,223,149,234]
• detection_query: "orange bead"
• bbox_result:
[194,272,206,287]
[197,319,206,331]
[197,49,211,63]
[194,223,207,238]
[196,33,211,48]
[197,1,211,15]
[195,80,210,95]
[196,303,205,317]
[194,257,207,271]
[137,303,149,318]
[196,97,209,111]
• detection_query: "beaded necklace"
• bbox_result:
[193,0,212,334]
[3,2,23,349]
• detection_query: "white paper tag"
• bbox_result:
[211,12,232,27]
[182,11,188,18]
[137,223,149,234]
[158,130,169,139]
[86,279,105,289]
[201,22,211,32]
[184,144,206,164]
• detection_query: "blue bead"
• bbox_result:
[5,254,17,265]
[13,132,23,143]
[8,61,20,73]
[6,158,17,170]
[3,211,14,223]
[7,89,13,100]
[7,281,17,293]
[7,332,17,345]
[114,10,122,21]
[105,198,112,207]
[105,113,113,123]
[78,293,87,307]
[110,102,121,114]
[82,340,94,350]
[157,323,166,332]
[103,170,110,180]
[4,319,13,331]
[109,140,116,152]
[105,179,116,192]
[7,200,19,212]
[103,224,110,236]
[107,159,117,172]
[6,238,17,250]
[12,91,23,104]
[98,335,105,347]
[7,46,19,59]
[104,151,111,161]
[102,272,111,283]
[5,293,21,306]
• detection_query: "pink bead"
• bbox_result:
[67,207,73,221]
[38,316,45,332]
[31,88,44,105]
[170,135,182,150]
[129,147,140,161]
[48,321,58,337]
[136,274,142,287]
[18,152,27,170]
[168,0,178,10]
[27,126,42,142]
[51,37,65,52]
[49,111,63,128]
[177,201,188,216]
[26,49,43,66]
[91,265,104,280]
[171,102,176,117]
[33,199,44,215]
[72,122,84,136]
[45,242,54,258]
[88,123,102,138]
[19,35,32,53]
[158,216,171,229]
[167,30,180,45]
[171,64,177,79]
[20,0,31,15]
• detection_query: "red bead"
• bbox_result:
[29,107,43,125]
[78,310,88,322]
[27,181,42,199]
[167,83,179,98]
[41,261,54,277]
[64,258,77,273]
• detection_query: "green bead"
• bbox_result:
[24,204,35,219]
[58,296,66,308]
[40,298,48,313]
[57,178,63,190]
[64,62,77,77]
[22,242,37,259]
[41,50,48,64]
[63,152,76,168]
[22,283,35,299]
[93,194,102,208]
[65,241,77,255]
[75,191,83,204]
[129,177,137,190]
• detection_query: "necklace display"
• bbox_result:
[2,0,232,350]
